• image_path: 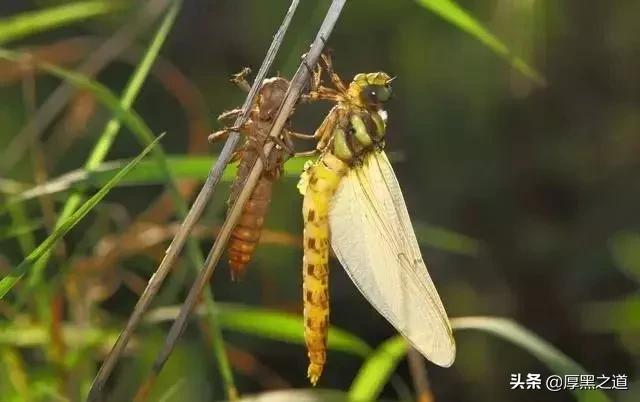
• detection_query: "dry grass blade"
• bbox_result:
[135,0,347,397]
[407,347,434,402]
[87,1,302,400]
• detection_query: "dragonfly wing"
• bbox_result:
[328,151,456,367]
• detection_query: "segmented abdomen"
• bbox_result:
[300,153,348,385]
[228,175,273,280]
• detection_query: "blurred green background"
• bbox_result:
[0,1,638,401]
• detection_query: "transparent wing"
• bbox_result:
[329,151,456,366]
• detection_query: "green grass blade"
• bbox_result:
[414,222,480,257]
[0,322,117,348]
[1,347,31,401]
[10,152,412,203]
[9,156,480,259]
[0,1,124,45]
[609,231,640,283]
[2,4,236,395]
[580,295,640,333]
[415,0,545,85]
[0,178,29,195]
[12,156,311,202]
[348,335,407,402]
[87,0,180,172]
[452,316,611,402]
[157,379,186,402]
[0,48,156,146]
[348,317,611,402]
[0,134,164,299]
[5,202,36,256]
[0,303,371,359]
[146,303,372,357]
[217,304,372,357]
[24,0,181,290]
[0,219,43,241]
[0,22,194,228]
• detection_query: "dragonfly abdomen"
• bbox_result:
[301,153,348,385]
[228,175,274,280]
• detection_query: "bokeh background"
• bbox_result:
[0,1,638,401]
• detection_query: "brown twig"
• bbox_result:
[20,59,71,398]
[407,347,435,402]
[87,1,302,400]
[133,0,347,398]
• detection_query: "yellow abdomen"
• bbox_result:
[299,153,348,385]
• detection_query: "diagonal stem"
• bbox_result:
[135,0,347,397]
[407,347,435,402]
[86,1,302,400]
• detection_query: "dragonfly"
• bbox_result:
[297,54,456,384]
[209,69,305,280]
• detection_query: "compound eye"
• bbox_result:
[376,85,392,102]
[362,86,378,102]
[361,85,391,105]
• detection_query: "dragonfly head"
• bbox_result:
[349,72,394,109]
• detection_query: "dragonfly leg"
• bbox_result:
[231,67,252,92]
[281,130,320,157]
[321,52,348,94]
[293,149,319,158]
[229,148,243,163]
[208,129,229,143]
[270,133,316,164]
[301,86,340,103]
[208,122,249,143]
[300,54,340,103]
[217,108,243,122]
[270,135,296,157]
[277,130,296,155]
[289,130,317,141]
[307,59,323,93]
[313,109,342,151]
[299,51,322,91]
[314,64,323,92]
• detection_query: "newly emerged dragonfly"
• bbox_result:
[297,55,456,384]
[210,69,302,280]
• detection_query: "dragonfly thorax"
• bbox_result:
[331,109,387,164]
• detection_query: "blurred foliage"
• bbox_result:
[349,336,408,402]
[0,134,162,297]
[0,1,124,45]
[414,0,544,85]
[0,0,638,402]
[610,231,640,283]
[452,317,610,402]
